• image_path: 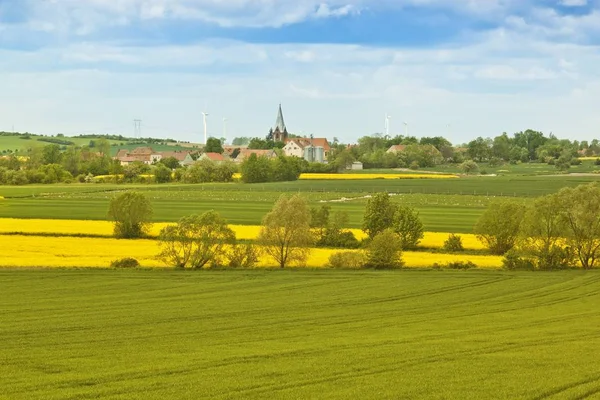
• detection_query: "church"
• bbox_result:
[267,104,330,163]
[267,104,288,142]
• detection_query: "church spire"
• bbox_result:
[274,103,287,133]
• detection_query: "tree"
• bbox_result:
[160,156,181,169]
[310,205,331,239]
[240,153,272,183]
[467,137,492,162]
[158,212,236,269]
[271,155,301,182]
[154,164,172,183]
[474,200,526,255]
[364,229,404,269]
[43,144,62,165]
[205,137,224,154]
[519,194,573,270]
[362,192,397,239]
[108,192,153,238]
[232,137,251,146]
[257,194,314,268]
[556,183,600,269]
[392,206,424,250]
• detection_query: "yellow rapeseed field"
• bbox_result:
[0,235,502,269]
[0,219,484,250]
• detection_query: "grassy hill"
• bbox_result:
[0,133,198,156]
[2,269,600,399]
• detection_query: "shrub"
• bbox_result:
[502,250,535,271]
[108,191,154,239]
[443,234,464,252]
[318,230,361,249]
[364,229,404,269]
[595,158,600,166]
[327,251,367,269]
[228,243,260,268]
[445,261,476,270]
[110,258,140,268]
[409,161,419,170]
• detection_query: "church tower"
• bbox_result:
[268,104,289,142]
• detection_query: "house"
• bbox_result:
[347,161,364,170]
[235,149,277,163]
[387,145,407,154]
[200,152,227,163]
[283,137,331,163]
[160,151,195,166]
[115,147,192,166]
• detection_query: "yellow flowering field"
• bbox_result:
[0,235,502,269]
[299,173,458,180]
[0,219,484,250]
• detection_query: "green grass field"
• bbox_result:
[2,175,600,232]
[0,135,195,156]
[2,269,600,399]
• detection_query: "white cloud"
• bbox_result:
[2,27,600,143]
[560,0,587,6]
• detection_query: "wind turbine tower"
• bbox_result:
[385,114,391,136]
[202,111,209,144]
[403,121,408,137]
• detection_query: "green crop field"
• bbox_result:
[2,269,600,399]
[2,174,600,232]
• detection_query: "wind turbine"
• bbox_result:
[403,121,408,137]
[385,114,391,137]
[202,110,209,145]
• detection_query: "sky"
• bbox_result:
[1,0,600,145]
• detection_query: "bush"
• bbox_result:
[318,230,361,249]
[110,258,140,268]
[443,234,464,252]
[502,250,535,271]
[108,191,154,238]
[227,244,260,268]
[409,161,419,170]
[364,229,404,269]
[446,261,476,270]
[595,158,600,166]
[327,251,367,269]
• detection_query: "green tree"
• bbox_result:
[108,192,153,238]
[43,144,62,165]
[232,137,251,146]
[474,200,526,255]
[62,146,81,175]
[310,205,331,239]
[159,156,181,169]
[240,153,272,183]
[158,211,236,269]
[205,137,224,154]
[258,194,313,268]
[96,138,112,157]
[364,229,404,269]
[392,206,424,250]
[362,192,397,239]
[519,194,573,270]
[154,164,172,183]
[271,155,301,182]
[556,183,600,269]
[467,137,492,162]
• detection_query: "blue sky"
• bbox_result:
[1,0,599,144]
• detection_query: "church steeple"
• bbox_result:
[270,103,288,142]
[274,103,287,133]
